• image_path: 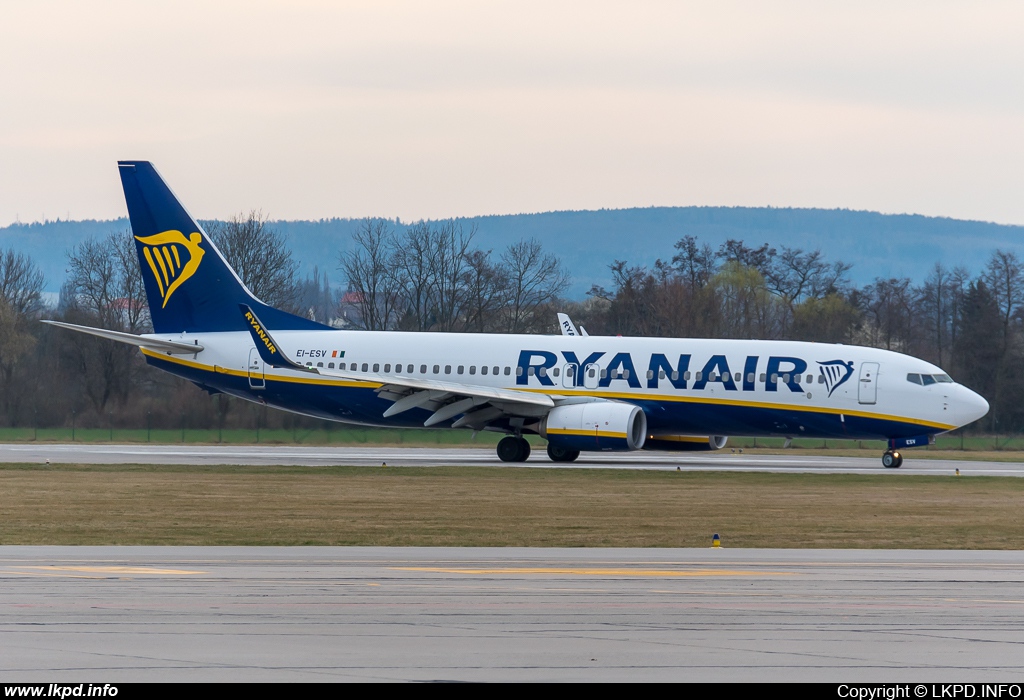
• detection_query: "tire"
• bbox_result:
[497,436,522,462]
[882,451,900,468]
[547,444,581,462]
[498,436,532,463]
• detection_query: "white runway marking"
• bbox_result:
[1,443,1022,475]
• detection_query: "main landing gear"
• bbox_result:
[546,444,580,463]
[882,450,903,468]
[497,436,532,462]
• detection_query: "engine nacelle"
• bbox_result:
[539,402,647,452]
[644,435,728,452]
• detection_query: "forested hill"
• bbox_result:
[3,207,1023,296]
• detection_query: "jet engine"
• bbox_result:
[538,402,647,452]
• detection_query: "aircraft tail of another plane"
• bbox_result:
[118,161,328,334]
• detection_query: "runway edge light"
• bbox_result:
[712,533,721,548]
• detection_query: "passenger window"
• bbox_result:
[921,374,936,386]
[528,367,536,376]
[695,372,703,381]
[684,371,691,380]
[317,362,324,368]
[328,362,334,369]
[670,371,679,381]
[469,366,476,375]
[588,368,596,378]
[747,373,755,383]
[770,373,778,383]
[433,365,440,374]
[384,364,391,373]
[457,365,464,374]
[516,367,523,376]
[659,370,666,380]
[350,363,356,371]
[623,369,630,379]
[782,374,790,383]
[806,375,812,384]
[481,366,489,375]
[817,375,824,384]
[505,367,511,376]
[708,372,717,381]
[646,370,654,380]
[420,365,427,374]
[907,373,922,385]
[373,363,380,372]
[361,363,368,372]
[600,369,607,378]
[735,373,741,382]
[445,365,452,374]
[494,366,501,375]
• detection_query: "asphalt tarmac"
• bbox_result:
[1,442,1022,475]
[1,547,1022,682]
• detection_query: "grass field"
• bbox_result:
[1,463,1022,549]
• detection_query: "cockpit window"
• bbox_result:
[909,372,955,386]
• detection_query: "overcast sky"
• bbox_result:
[2,1,1023,226]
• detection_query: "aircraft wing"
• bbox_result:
[241,305,554,428]
[42,320,204,354]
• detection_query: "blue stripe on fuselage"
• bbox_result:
[144,354,943,440]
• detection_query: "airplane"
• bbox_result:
[45,161,990,468]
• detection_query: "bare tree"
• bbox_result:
[339,219,403,331]
[0,249,44,420]
[500,239,570,333]
[983,250,1024,356]
[206,211,299,311]
[61,231,149,412]
[426,221,475,332]
[0,249,45,317]
[462,249,507,332]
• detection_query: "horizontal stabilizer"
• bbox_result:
[42,320,204,354]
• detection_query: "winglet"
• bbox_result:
[240,304,310,371]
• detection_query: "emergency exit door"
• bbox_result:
[248,348,265,389]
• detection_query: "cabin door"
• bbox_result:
[858,362,878,405]
[248,348,265,390]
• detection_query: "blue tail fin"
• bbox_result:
[118,161,329,334]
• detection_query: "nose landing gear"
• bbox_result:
[882,450,903,468]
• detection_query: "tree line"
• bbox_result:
[0,213,1021,432]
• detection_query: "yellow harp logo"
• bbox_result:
[135,230,206,308]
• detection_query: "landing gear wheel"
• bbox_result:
[882,450,903,468]
[497,436,531,462]
[547,444,581,463]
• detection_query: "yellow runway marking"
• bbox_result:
[12,566,206,576]
[394,567,793,577]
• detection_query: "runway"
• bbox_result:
[2,442,1023,476]
[1,547,1022,681]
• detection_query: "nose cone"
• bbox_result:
[956,386,989,427]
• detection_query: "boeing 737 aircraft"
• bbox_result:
[46,162,989,467]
